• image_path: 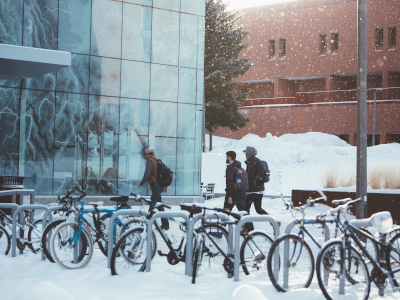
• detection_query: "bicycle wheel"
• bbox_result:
[111,226,156,275]
[41,219,66,262]
[27,219,43,253]
[316,239,370,300]
[196,224,228,270]
[97,214,111,256]
[192,235,205,284]
[50,221,93,269]
[267,234,314,292]
[386,233,400,289]
[240,230,273,275]
[0,224,10,255]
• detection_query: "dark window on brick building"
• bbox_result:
[320,34,327,53]
[279,38,286,57]
[269,39,275,58]
[331,32,339,52]
[376,28,384,48]
[389,26,396,46]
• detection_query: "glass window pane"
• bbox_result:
[58,0,91,54]
[194,108,203,195]
[149,101,177,138]
[181,0,206,16]
[197,16,205,69]
[91,0,122,58]
[150,64,178,102]
[151,9,179,66]
[178,103,195,138]
[178,67,196,104]
[0,88,20,176]
[197,69,204,105]
[89,56,121,97]
[23,72,57,91]
[121,60,150,99]
[176,138,195,195]
[118,98,149,195]
[153,0,180,11]
[53,93,88,194]
[56,54,90,94]
[0,0,23,45]
[20,89,55,195]
[87,95,120,195]
[122,4,151,62]
[123,0,152,5]
[180,14,198,68]
[23,0,58,49]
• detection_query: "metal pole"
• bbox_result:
[372,89,377,146]
[356,0,368,220]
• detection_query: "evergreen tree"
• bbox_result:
[205,0,251,150]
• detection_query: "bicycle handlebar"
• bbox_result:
[321,198,361,218]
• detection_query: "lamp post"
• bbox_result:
[372,88,383,146]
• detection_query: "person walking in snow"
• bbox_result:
[138,148,169,230]
[223,151,247,213]
[243,146,268,231]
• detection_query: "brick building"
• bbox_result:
[214,0,400,145]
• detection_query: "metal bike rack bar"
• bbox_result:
[107,209,148,268]
[146,212,190,272]
[11,204,48,257]
[41,206,64,261]
[185,212,232,277]
[283,217,331,289]
[234,215,280,281]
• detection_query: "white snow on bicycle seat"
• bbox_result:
[349,211,393,233]
[237,211,248,218]
[88,202,104,206]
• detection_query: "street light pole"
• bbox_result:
[356,0,368,219]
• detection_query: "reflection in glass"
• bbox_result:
[151,9,179,66]
[149,101,177,138]
[150,64,178,102]
[122,4,151,62]
[198,16,205,69]
[178,68,196,104]
[58,0,91,54]
[89,56,121,97]
[87,96,120,195]
[91,0,122,58]
[53,93,89,194]
[121,60,150,99]
[178,103,196,139]
[0,0,23,46]
[176,138,195,195]
[197,69,204,105]
[180,14,198,68]
[181,0,206,16]
[56,54,90,94]
[153,0,180,11]
[23,71,57,91]
[194,108,203,195]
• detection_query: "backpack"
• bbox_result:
[255,158,270,183]
[150,158,173,187]
[235,167,249,193]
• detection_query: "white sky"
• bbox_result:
[223,0,298,10]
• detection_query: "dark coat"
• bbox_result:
[225,160,246,199]
[245,156,265,193]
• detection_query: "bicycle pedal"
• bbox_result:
[157,250,168,257]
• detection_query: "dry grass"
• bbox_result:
[368,164,400,189]
[337,173,356,187]
[322,165,339,188]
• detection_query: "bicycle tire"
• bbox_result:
[27,219,43,253]
[316,239,370,300]
[267,234,314,292]
[0,224,10,255]
[97,214,111,257]
[41,219,66,262]
[195,223,228,270]
[50,221,93,270]
[386,233,400,289]
[110,226,156,275]
[240,230,274,275]
[192,235,205,284]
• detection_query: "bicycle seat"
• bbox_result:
[349,211,393,233]
[110,196,129,203]
[88,202,104,207]
[180,204,202,215]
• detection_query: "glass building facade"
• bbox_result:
[0,0,205,196]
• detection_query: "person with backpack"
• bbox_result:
[224,151,247,214]
[243,146,269,231]
[138,148,170,230]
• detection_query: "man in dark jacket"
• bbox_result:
[224,151,247,213]
[138,148,169,230]
[244,146,268,231]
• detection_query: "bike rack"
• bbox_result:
[40,206,64,261]
[107,209,148,268]
[11,204,48,257]
[234,215,280,281]
[146,212,190,272]
[185,212,233,277]
[283,217,331,289]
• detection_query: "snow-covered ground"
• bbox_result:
[1,132,400,300]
